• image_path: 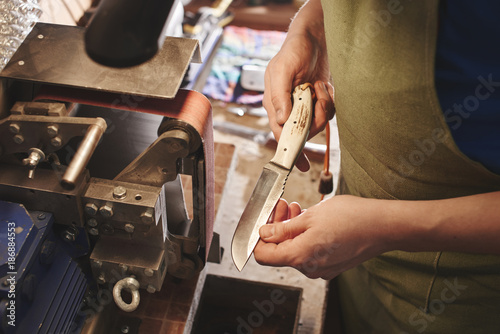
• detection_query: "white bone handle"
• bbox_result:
[270,84,314,170]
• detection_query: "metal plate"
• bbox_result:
[0,23,201,99]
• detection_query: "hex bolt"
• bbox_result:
[9,123,20,134]
[140,210,155,225]
[146,285,156,294]
[87,218,98,227]
[51,136,62,147]
[99,204,114,218]
[13,134,24,144]
[113,186,127,199]
[84,203,98,216]
[89,228,99,236]
[46,125,59,137]
[144,268,154,277]
[124,224,135,233]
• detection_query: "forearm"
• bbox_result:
[379,191,500,254]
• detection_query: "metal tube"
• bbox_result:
[61,124,104,190]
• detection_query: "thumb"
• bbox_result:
[259,217,308,243]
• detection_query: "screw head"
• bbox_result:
[99,204,114,218]
[146,284,156,294]
[62,229,76,242]
[124,223,135,233]
[88,227,99,236]
[13,134,24,144]
[84,203,98,216]
[144,268,154,277]
[87,218,98,227]
[37,213,46,220]
[121,325,130,334]
[113,186,127,199]
[47,125,59,137]
[51,136,62,147]
[140,210,155,225]
[9,123,20,134]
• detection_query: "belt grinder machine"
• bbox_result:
[0,21,218,334]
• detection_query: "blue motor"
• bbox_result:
[0,201,90,334]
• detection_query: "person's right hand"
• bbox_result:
[263,0,335,171]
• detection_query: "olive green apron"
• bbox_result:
[320,1,500,333]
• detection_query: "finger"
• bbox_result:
[254,239,295,267]
[272,198,290,223]
[264,63,294,125]
[259,216,308,243]
[309,81,336,138]
[315,81,335,121]
[295,152,310,172]
[254,228,311,267]
[288,202,302,218]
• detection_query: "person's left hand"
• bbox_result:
[254,195,390,280]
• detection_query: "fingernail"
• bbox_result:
[260,225,274,239]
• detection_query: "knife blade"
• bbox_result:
[231,83,314,271]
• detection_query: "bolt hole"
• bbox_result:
[135,194,142,201]
[284,148,287,151]
[299,97,302,100]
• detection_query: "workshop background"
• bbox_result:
[1,0,341,333]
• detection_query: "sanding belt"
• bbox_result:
[34,85,215,262]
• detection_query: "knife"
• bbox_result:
[231,83,314,271]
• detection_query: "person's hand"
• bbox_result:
[254,195,390,280]
[263,0,335,171]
